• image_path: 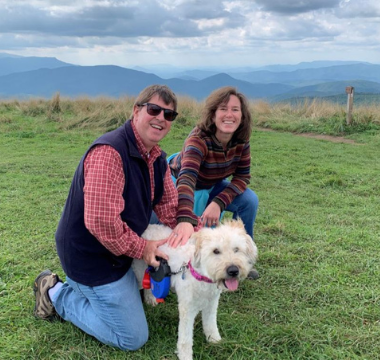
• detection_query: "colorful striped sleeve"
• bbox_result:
[213,141,251,211]
[175,135,208,225]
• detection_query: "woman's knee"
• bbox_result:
[243,188,259,210]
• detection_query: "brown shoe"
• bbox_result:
[33,269,60,320]
[247,268,260,280]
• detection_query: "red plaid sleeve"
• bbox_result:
[83,145,146,259]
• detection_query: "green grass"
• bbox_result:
[1,102,380,359]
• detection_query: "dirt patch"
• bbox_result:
[297,133,358,144]
[257,128,359,145]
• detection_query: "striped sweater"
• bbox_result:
[170,127,251,225]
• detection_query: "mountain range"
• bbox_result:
[0,53,379,102]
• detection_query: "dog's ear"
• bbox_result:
[222,218,245,230]
[245,235,258,265]
[235,218,245,230]
[192,232,202,267]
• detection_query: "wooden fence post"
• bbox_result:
[345,86,354,125]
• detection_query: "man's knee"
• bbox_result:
[117,327,149,351]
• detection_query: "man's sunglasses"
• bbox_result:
[140,103,178,121]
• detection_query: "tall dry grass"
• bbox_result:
[1,94,379,135]
[250,98,380,134]
[264,97,379,120]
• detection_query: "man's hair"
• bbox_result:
[131,84,178,119]
[197,86,252,142]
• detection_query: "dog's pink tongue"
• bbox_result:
[225,278,239,291]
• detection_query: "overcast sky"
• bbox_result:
[1,0,379,69]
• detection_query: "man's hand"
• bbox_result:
[167,222,194,248]
[142,238,169,267]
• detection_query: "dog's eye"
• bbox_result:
[234,247,239,253]
[213,249,220,254]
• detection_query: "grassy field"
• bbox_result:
[1,97,380,359]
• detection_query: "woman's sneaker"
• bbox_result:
[33,269,60,320]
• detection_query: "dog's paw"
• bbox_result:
[207,333,221,343]
[176,345,193,360]
[143,289,158,306]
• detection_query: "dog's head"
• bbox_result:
[192,218,258,291]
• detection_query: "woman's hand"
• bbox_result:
[201,202,221,227]
[167,222,194,248]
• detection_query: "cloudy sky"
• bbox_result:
[1,0,379,69]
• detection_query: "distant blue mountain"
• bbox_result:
[0,66,294,100]
[232,63,380,85]
[174,69,219,81]
[0,55,380,101]
[0,54,73,76]
[250,60,371,73]
[0,52,23,59]
[137,60,372,80]
[272,80,380,101]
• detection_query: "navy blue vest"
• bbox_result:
[55,120,167,286]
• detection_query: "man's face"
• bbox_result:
[132,94,174,151]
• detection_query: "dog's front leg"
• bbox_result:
[176,301,198,360]
[201,296,221,343]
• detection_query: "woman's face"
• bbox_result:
[213,94,242,140]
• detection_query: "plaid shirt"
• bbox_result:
[83,121,178,259]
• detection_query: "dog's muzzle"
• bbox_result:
[223,265,240,291]
[226,265,239,277]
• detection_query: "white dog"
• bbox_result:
[132,219,258,360]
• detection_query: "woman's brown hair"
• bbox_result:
[197,86,252,142]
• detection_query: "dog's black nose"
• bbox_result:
[227,265,239,277]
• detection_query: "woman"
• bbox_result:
[168,87,259,278]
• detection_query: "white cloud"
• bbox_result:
[0,0,379,67]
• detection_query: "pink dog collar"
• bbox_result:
[188,261,214,283]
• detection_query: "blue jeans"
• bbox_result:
[51,268,148,351]
[207,180,259,238]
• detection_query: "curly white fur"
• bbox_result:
[132,219,258,360]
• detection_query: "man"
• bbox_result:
[33,85,195,351]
